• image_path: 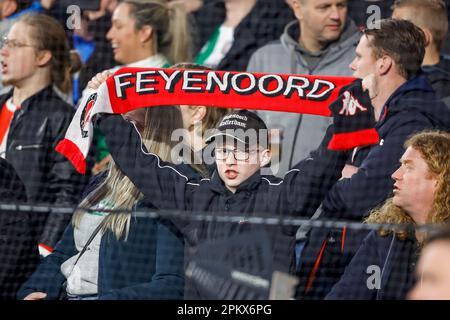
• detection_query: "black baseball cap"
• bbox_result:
[205,110,269,148]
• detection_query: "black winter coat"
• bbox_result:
[98,115,347,290]
[0,86,88,250]
[0,157,40,299]
[326,230,420,300]
[422,56,450,107]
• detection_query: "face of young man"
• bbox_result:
[391,146,438,224]
[215,141,270,193]
[294,0,348,45]
[409,241,450,300]
[0,22,40,87]
[349,35,378,79]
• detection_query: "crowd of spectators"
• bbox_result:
[0,0,449,300]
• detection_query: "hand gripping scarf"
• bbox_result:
[56,67,379,174]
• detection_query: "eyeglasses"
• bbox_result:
[214,147,260,161]
[1,36,36,50]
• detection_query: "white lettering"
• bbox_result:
[182,70,205,91]
[259,74,284,96]
[231,73,256,93]
[114,73,133,98]
[307,79,335,99]
[136,71,157,93]
[158,70,181,90]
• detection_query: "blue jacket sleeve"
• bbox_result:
[98,114,197,211]
[325,231,382,300]
[322,116,434,220]
[17,223,77,300]
[99,220,185,300]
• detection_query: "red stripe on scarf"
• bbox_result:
[327,128,379,151]
[55,138,87,174]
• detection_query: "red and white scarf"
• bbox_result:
[56,67,375,174]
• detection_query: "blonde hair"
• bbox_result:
[365,131,450,240]
[73,106,184,240]
[123,0,192,63]
[18,14,76,95]
[392,0,448,51]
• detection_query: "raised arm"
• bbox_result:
[280,125,348,218]
[97,114,197,211]
[281,78,378,218]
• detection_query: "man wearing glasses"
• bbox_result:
[95,106,357,298]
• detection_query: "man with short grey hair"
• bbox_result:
[247,0,360,176]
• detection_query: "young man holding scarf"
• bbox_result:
[81,71,376,298]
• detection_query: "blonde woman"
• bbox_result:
[18,106,188,300]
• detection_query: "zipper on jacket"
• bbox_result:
[15,144,43,151]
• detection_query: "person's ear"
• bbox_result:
[36,50,52,67]
[191,106,207,125]
[291,0,305,21]
[377,55,393,76]
[259,149,272,167]
[139,25,153,44]
[421,28,432,48]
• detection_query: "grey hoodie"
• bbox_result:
[247,20,361,176]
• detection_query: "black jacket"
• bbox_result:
[422,56,450,107]
[326,230,420,300]
[98,115,347,279]
[193,0,293,71]
[0,157,40,299]
[0,86,87,250]
[17,173,185,300]
[0,157,26,203]
[296,76,450,299]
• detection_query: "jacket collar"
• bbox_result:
[377,75,434,124]
[0,85,55,111]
